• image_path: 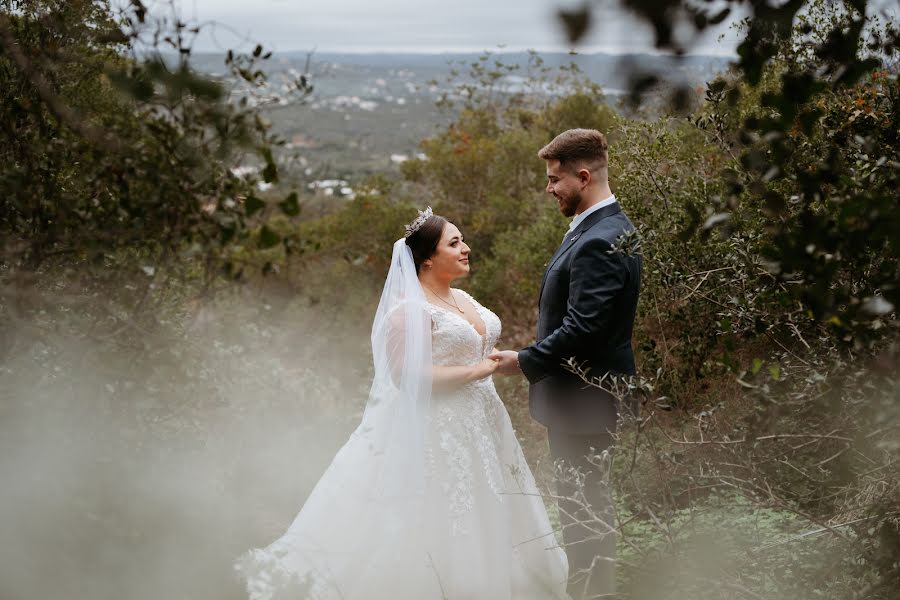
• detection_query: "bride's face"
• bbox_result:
[424,222,470,279]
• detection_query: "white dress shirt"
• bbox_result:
[566,194,617,238]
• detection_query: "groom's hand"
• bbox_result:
[488,350,521,376]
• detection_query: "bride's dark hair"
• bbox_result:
[405,214,448,274]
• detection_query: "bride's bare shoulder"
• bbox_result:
[453,288,484,309]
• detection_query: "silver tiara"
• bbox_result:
[404,206,433,238]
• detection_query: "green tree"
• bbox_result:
[0,0,307,278]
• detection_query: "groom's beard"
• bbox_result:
[555,191,581,218]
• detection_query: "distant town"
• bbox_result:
[189,51,733,203]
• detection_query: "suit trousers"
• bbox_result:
[548,429,616,599]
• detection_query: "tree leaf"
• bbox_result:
[279,192,300,216]
[752,358,764,375]
[708,7,731,26]
[557,7,591,44]
[260,147,278,183]
[258,225,281,249]
[244,196,265,217]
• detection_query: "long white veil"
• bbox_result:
[366,238,433,499]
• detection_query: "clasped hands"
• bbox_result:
[469,350,520,381]
[487,349,521,376]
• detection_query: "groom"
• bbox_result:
[492,128,641,599]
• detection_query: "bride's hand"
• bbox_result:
[469,357,500,381]
[488,350,520,376]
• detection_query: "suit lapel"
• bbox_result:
[538,202,622,302]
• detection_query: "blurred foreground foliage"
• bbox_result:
[0,0,898,599]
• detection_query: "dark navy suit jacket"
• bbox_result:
[518,201,642,434]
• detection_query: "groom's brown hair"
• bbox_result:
[538,128,608,173]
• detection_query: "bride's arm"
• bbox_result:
[386,304,498,389]
[432,360,499,388]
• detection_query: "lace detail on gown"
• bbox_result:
[426,289,507,536]
[235,289,569,600]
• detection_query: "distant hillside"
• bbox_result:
[185,50,733,190]
[188,50,733,97]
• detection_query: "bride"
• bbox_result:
[234,208,569,599]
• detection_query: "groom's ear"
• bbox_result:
[578,167,592,188]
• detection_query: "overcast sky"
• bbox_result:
[149,0,899,56]
[156,0,747,55]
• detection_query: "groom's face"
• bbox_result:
[544,159,583,218]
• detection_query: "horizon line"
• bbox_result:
[189,45,740,58]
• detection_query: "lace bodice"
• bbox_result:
[421,289,517,537]
[427,288,501,366]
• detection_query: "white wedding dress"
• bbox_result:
[235,288,569,599]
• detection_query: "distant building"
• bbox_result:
[308,179,354,199]
[286,134,318,149]
[231,165,259,179]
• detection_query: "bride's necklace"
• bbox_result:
[424,284,464,313]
